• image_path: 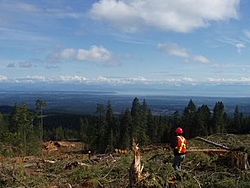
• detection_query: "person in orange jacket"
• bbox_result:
[170,127,187,170]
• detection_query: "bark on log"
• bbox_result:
[196,137,230,150]
[188,149,230,155]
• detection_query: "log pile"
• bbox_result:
[43,141,58,153]
[195,137,249,170]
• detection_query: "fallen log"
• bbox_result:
[187,149,229,155]
[195,137,249,170]
[196,137,230,150]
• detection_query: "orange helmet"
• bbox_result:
[175,127,183,134]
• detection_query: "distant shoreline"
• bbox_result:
[0,90,249,116]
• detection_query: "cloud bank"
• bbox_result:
[89,0,240,33]
[1,74,250,86]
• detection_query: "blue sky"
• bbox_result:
[0,0,250,96]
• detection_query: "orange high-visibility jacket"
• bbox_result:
[176,136,187,154]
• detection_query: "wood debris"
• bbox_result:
[43,141,58,153]
[195,136,249,170]
[129,139,150,187]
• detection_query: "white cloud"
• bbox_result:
[47,45,120,66]
[206,77,250,83]
[89,0,142,32]
[77,45,114,62]
[11,75,46,83]
[194,55,210,63]
[26,75,46,81]
[2,74,250,86]
[235,43,245,54]
[158,43,189,58]
[61,48,76,59]
[89,0,240,33]
[76,46,120,66]
[0,75,8,82]
[59,75,88,82]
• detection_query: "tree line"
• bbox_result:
[0,97,250,156]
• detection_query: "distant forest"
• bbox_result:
[0,97,250,156]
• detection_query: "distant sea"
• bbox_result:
[0,90,249,116]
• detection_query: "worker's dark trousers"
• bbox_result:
[173,154,185,170]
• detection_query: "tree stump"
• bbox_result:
[231,151,249,170]
[129,140,149,187]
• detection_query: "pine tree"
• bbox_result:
[211,102,227,134]
[196,105,211,136]
[79,117,89,145]
[118,109,132,150]
[9,102,39,156]
[106,101,116,153]
[93,103,107,153]
[131,97,142,143]
[35,99,47,141]
[0,112,7,138]
[230,105,244,133]
[182,99,197,138]
[146,109,157,143]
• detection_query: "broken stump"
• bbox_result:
[129,140,149,187]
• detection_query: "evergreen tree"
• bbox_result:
[231,105,243,133]
[241,116,250,133]
[8,102,39,156]
[172,110,181,128]
[211,102,227,134]
[118,109,132,150]
[0,112,7,140]
[93,104,107,153]
[182,99,197,138]
[140,99,150,145]
[79,117,89,144]
[106,101,116,153]
[196,105,211,136]
[55,126,64,140]
[157,115,171,143]
[131,97,142,143]
[146,109,157,143]
[35,99,47,141]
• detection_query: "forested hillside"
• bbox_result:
[1,97,250,187]
[0,97,250,156]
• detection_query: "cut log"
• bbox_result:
[195,137,249,170]
[196,137,230,150]
[188,149,230,155]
